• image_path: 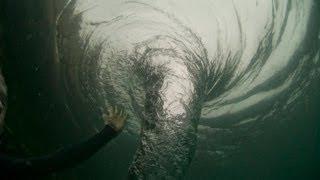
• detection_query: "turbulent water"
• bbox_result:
[57,0,320,179]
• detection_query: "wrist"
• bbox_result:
[106,123,122,132]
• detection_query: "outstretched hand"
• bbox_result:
[103,106,127,132]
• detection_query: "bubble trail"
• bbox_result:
[57,0,320,178]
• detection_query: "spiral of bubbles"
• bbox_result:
[57,0,320,178]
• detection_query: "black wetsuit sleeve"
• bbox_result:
[0,125,118,177]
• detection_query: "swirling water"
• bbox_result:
[57,0,320,179]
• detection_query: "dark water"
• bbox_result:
[1,0,320,179]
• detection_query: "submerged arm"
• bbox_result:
[0,107,126,177]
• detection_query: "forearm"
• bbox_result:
[42,125,118,171]
[1,125,118,176]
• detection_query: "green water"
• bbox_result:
[1,0,319,179]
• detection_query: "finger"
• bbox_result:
[106,108,112,118]
[107,108,112,115]
[123,110,127,118]
[120,108,124,116]
[117,107,120,116]
[114,106,118,114]
[121,110,126,118]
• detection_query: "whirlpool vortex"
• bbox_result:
[56,0,320,179]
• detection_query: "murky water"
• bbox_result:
[2,0,320,179]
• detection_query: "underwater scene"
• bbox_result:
[0,0,319,179]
